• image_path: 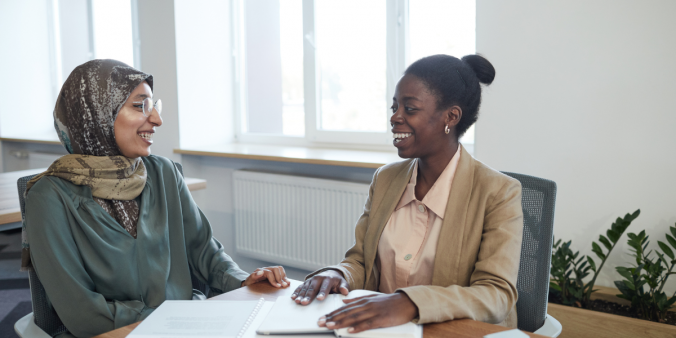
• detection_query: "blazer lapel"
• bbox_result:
[363,159,415,288]
[432,145,475,285]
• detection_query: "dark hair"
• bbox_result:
[404,54,495,137]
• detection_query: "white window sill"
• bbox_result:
[174,143,404,169]
[0,133,61,145]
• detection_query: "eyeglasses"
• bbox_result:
[132,98,162,117]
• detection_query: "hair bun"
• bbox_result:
[461,54,495,85]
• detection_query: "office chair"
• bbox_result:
[502,172,562,337]
[15,163,210,337]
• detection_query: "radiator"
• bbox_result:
[233,170,370,271]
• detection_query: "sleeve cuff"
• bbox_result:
[305,266,353,285]
[396,285,436,324]
[214,264,249,293]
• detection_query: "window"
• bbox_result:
[90,0,136,67]
[234,0,476,148]
[0,0,137,140]
[315,1,387,133]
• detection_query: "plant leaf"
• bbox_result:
[666,234,676,250]
[587,256,597,272]
[629,209,640,221]
[616,267,632,280]
[598,235,613,250]
[550,282,561,291]
[592,242,606,260]
[658,241,675,260]
[607,229,620,243]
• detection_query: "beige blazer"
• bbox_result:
[308,145,524,327]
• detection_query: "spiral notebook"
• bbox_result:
[128,299,272,338]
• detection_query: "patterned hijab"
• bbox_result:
[21,59,153,269]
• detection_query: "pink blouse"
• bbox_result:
[376,146,461,293]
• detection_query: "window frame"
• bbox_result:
[232,0,473,151]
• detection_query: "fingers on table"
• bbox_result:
[316,278,332,300]
[338,279,350,295]
[251,268,279,288]
[270,266,288,287]
[292,279,311,302]
[294,278,321,305]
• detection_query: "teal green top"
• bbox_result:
[26,155,250,338]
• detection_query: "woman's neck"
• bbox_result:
[415,141,459,200]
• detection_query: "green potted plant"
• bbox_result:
[615,224,676,323]
[550,209,640,308]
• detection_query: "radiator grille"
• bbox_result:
[233,171,369,271]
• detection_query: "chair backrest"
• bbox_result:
[501,172,557,333]
[19,162,209,336]
[18,173,68,337]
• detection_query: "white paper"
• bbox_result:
[255,295,337,334]
[484,329,530,338]
[129,300,262,338]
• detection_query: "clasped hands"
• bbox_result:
[290,270,419,334]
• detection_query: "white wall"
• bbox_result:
[476,0,676,292]
[136,0,181,162]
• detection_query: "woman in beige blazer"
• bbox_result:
[291,54,524,333]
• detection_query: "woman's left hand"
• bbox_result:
[241,266,290,288]
[317,293,418,334]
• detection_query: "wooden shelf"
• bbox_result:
[174,143,403,169]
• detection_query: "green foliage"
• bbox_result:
[614,224,676,322]
[550,209,640,308]
[584,209,641,303]
[550,239,589,306]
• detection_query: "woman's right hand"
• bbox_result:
[291,270,349,305]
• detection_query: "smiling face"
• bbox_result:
[390,74,461,159]
[114,81,163,158]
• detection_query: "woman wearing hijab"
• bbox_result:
[22,59,288,338]
[290,55,523,333]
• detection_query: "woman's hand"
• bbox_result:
[291,270,349,305]
[241,266,290,288]
[317,293,418,334]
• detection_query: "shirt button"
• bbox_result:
[418,204,425,213]
[404,254,413,261]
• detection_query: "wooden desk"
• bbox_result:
[0,168,207,227]
[94,280,546,338]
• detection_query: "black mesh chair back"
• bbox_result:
[18,174,68,336]
[18,162,209,336]
[501,172,557,333]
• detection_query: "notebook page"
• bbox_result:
[128,300,261,338]
[256,295,343,334]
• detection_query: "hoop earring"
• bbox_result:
[444,125,450,135]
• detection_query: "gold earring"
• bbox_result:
[444,125,450,134]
